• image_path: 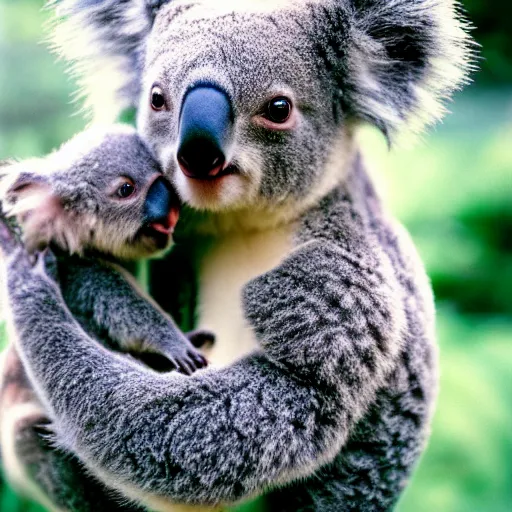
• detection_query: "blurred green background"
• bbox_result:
[0,1,511,511]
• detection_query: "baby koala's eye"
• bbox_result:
[265,97,292,124]
[151,85,167,111]
[117,180,135,199]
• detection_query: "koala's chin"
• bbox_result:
[173,166,260,213]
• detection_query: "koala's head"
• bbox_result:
[0,125,179,259]
[52,0,473,216]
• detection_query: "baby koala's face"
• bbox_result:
[0,125,180,260]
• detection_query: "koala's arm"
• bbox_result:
[0,345,146,512]
[2,230,404,506]
[58,256,207,372]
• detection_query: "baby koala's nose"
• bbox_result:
[177,85,233,180]
[144,176,174,225]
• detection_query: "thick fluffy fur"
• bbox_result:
[0,124,172,259]
[0,125,209,508]
[0,125,208,385]
[50,0,473,139]
[0,0,473,511]
[0,160,436,511]
[48,0,157,121]
[0,344,145,512]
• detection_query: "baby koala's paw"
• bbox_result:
[0,215,58,295]
[168,343,208,375]
[136,340,208,375]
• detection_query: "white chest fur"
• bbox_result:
[196,223,296,367]
[137,224,296,512]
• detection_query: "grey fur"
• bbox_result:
[0,0,473,511]
[0,126,208,373]
[52,0,473,139]
[0,344,146,512]
[1,159,436,511]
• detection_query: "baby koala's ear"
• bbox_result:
[0,160,53,214]
[0,160,64,253]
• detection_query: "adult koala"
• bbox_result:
[0,0,473,511]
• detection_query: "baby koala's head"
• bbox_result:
[0,125,179,259]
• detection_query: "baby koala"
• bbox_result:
[0,124,210,374]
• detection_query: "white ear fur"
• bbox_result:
[0,162,52,216]
[48,0,153,122]
[22,203,96,255]
[346,0,475,142]
[0,162,93,254]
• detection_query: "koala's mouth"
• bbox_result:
[138,205,180,249]
[147,206,180,235]
[185,163,239,181]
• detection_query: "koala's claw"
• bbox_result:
[177,358,195,376]
[135,346,208,375]
[170,347,208,375]
[31,418,56,448]
[189,350,208,368]
[33,249,48,273]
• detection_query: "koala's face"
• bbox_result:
[138,1,350,214]
[51,0,471,215]
[1,126,180,259]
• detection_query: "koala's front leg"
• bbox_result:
[59,256,209,374]
[0,345,145,512]
[1,221,406,508]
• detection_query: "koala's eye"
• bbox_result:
[265,97,292,124]
[150,86,166,111]
[117,181,135,199]
[253,95,296,131]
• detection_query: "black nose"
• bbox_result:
[143,176,174,224]
[177,85,233,179]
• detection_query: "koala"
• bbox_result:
[0,124,209,373]
[0,123,211,508]
[0,1,474,511]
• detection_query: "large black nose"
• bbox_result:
[143,176,174,225]
[177,86,233,179]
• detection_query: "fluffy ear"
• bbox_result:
[313,0,475,142]
[47,0,165,122]
[0,161,75,253]
[0,161,52,215]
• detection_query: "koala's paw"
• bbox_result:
[136,342,208,375]
[135,349,208,375]
[32,248,59,283]
[4,246,60,306]
[186,329,216,349]
[15,415,55,457]
[0,214,22,258]
[0,213,58,284]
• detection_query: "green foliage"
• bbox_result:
[358,90,512,512]
[362,89,512,318]
[0,1,511,511]
[397,314,512,512]
[463,0,512,83]
[0,0,86,161]
[0,483,45,512]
